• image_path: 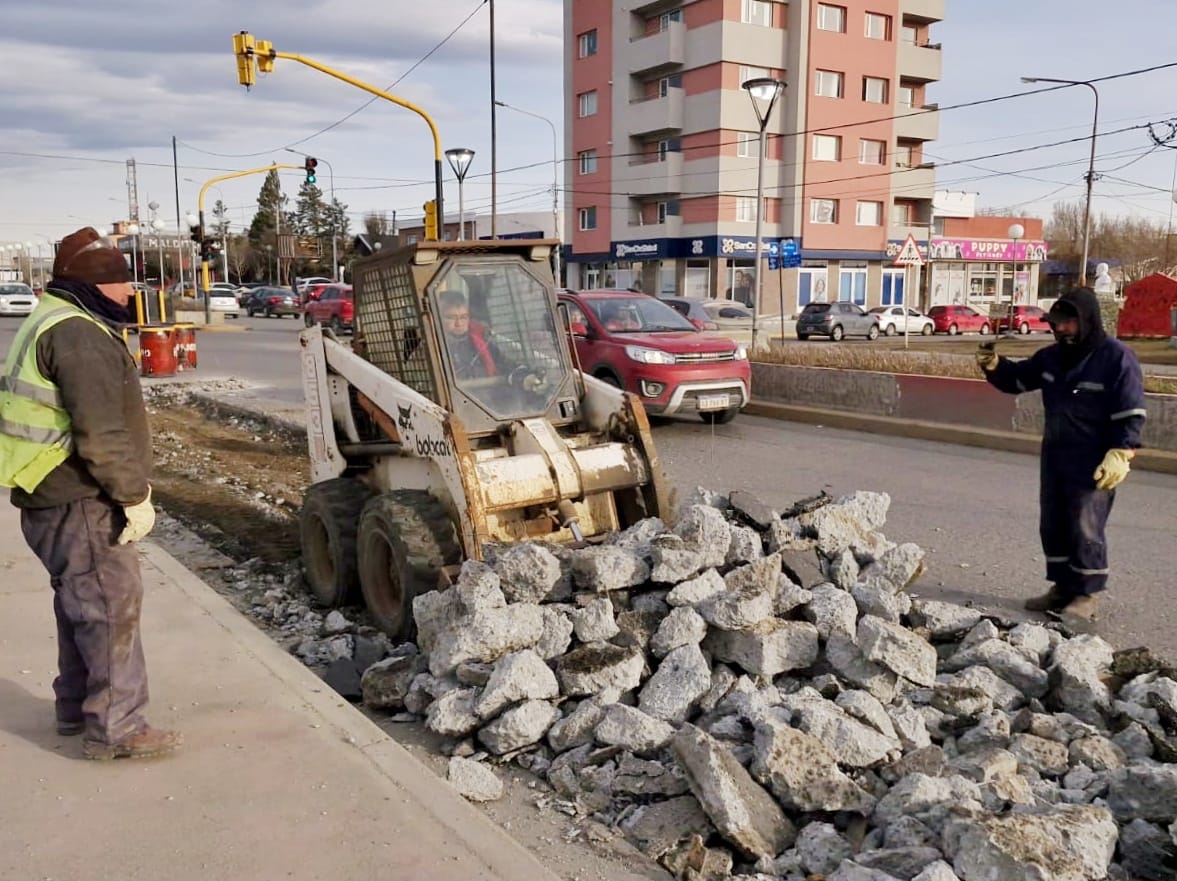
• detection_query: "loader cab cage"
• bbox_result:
[431,258,570,425]
[353,258,437,403]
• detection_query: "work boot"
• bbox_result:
[83,726,182,761]
[56,719,84,737]
[1060,594,1099,622]
[1024,584,1071,612]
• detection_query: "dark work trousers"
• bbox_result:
[20,498,148,744]
[1039,457,1115,597]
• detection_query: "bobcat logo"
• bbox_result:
[397,405,413,432]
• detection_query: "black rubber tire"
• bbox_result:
[304,311,315,328]
[247,307,255,317]
[831,325,845,341]
[595,373,622,388]
[948,323,959,336]
[700,407,738,425]
[884,323,897,336]
[357,491,462,638]
[331,316,345,335]
[299,478,373,607]
[979,323,991,336]
[265,307,274,318]
[867,324,880,340]
[1019,322,1030,335]
[796,333,810,341]
[921,324,933,336]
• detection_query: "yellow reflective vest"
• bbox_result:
[0,293,115,492]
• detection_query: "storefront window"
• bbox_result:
[967,263,999,303]
[725,261,755,305]
[659,262,677,296]
[798,268,829,307]
[882,269,905,305]
[684,260,710,298]
[839,266,867,305]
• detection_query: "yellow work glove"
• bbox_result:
[117,486,156,544]
[975,340,999,372]
[1093,449,1134,490]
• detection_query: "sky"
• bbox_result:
[1,0,1176,254]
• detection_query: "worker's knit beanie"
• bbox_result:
[52,227,131,285]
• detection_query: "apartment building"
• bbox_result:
[563,0,944,314]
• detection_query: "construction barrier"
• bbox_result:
[139,325,178,377]
[174,323,198,370]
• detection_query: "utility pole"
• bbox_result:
[489,0,498,237]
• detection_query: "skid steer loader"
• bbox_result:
[299,239,672,636]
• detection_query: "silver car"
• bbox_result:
[0,283,37,317]
[796,301,879,341]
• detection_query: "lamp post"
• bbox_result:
[126,223,141,286]
[445,148,476,241]
[1007,222,1024,330]
[285,147,337,279]
[742,76,786,351]
[495,100,561,283]
[1021,77,1099,284]
[265,244,275,285]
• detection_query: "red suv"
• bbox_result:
[989,305,1051,335]
[558,291,751,424]
[928,304,991,335]
[303,284,354,333]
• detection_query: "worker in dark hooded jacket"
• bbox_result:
[976,287,1146,620]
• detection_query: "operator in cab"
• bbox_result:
[438,289,510,380]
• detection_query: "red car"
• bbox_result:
[558,290,751,424]
[928,304,991,335]
[303,284,354,333]
[989,305,1051,335]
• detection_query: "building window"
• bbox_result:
[578,91,598,117]
[684,260,710,298]
[659,9,683,30]
[863,76,889,104]
[798,269,830,306]
[739,65,769,87]
[578,150,598,175]
[897,84,916,108]
[736,196,758,223]
[658,73,683,97]
[817,4,846,32]
[810,198,838,224]
[577,29,598,57]
[813,134,841,161]
[859,139,885,165]
[882,269,906,305]
[737,132,758,158]
[891,202,913,225]
[839,267,867,305]
[814,70,844,98]
[900,24,919,44]
[741,0,772,26]
[895,143,914,167]
[657,137,681,159]
[865,12,891,40]
[856,201,883,226]
[578,207,597,231]
[656,201,669,223]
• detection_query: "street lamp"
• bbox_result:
[1007,222,1024,328]
[284,147,338,279]
[495,100,561,283]
[1021,76,1099,285]
[743,76,786,350]
[264,244,275,285]
[445,147,476,241]
[126,223,141,287]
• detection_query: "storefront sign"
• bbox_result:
[613,240,664,259]
[928,238,1047,262]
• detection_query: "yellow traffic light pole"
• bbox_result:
[232,31,445,241]
[195,163,301,324]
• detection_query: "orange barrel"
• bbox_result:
[174,323,197,370]
[139,326,178,378]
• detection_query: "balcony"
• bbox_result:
[625,214,683,238]
[893,162,937,198]
[895,103,940,142]
[899,40,942,83]
[902,0,944,23]
[622,151,684,197]
[627,87,684,136]
[629,20,685,76]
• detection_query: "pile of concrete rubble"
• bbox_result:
[357,489,1177,881]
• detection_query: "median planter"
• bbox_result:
[750,362,1177,453]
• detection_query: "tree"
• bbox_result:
[293,181,328,236]
[211,200,231,238]
[364,212,391,237]
[327,197,351,241]
[1045,199,1170,283]
[248,169,287,245]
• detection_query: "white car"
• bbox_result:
[208,285,240,319]
[0,283,37,316]
[868,305,934,336]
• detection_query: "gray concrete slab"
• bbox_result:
[0,496,559,881]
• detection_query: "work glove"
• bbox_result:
[975,340,999,372]
[118,486,156,545]
[1093,449,1134,491]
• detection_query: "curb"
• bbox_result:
[744,399,1177,477]
[193,324,251,333]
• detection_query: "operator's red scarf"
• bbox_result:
[468,322,497,377]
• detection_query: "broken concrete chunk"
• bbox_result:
[854,847,943,880]
[674,504,733,569]
[908,600,983,640]
[858,616,938,687]
[873,773,983,827]
[705,619,820,678]
[796,822,854,875]
[425,687,483,738]
[1106,765,1177,823]
[1008,733,1070,778]
[360,653,424,710]
[1118,818,1177,881]
[1049,634,1115,724]
[595,703,675,753]
[826,633,899,704]
[619,795,714,859]
[569,545,651,592]
[650,606,708,658]
[726,524,764,567]
[638,643,712,723]
[792,695,901,768]
[729,490,778,529]
[827,548,861,590]
[569,596,620,643]
[447,756,503,802]
[547,691,617,753]
[555,643,645,697]
[836,689,899,740]
[476,699,560,755]
[649,533,705,583]
[666,568,726,608]
[671,723,796,860]
[943,638,1049,699]
[1068,735,1126,772]
[612,608,663,654]
[804,583,860,640]
[750,716,876,813]
[852,581,909,624]
[697,559,779,631]
[493,542,566,603]
[474,649,559,720]
[534,605,574,660]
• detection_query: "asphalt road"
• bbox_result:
[4,314,1177,658]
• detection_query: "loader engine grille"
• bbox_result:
[354,260,437,402]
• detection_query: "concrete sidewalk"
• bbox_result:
[0,496,559,881]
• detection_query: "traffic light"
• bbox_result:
[189,221,203,245]
[423,199,438,241]
[304,157,318,185]
[199,238,222,261]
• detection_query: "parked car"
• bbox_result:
[303,284,354,332]
[868,305,935,336]
[662,297,721,330]
[235,281,267,299]
[244,286,300,318]
[0,282,36,316]
[928,304,991,335]
[559,290,751,424]
[295,276,333,298]
[989,304,1051,335]
[796,302,880,341]
[208,289,240,319]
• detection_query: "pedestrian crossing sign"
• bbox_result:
[892,234,924,266]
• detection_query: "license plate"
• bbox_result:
[697,393,730,411]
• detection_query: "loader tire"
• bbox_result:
[299,478,373,608]
[357,491,462,639]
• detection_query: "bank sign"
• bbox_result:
[611,235,790,261]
